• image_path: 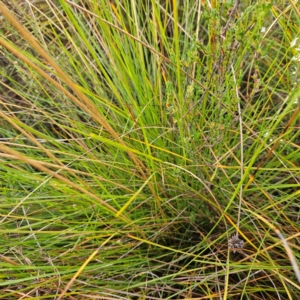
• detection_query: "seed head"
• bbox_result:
[228,233,244,253]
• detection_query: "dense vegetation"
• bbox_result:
[0,0,299,299]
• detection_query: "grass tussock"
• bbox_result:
[0,0,300,299]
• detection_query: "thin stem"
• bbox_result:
[231,64,243,233]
